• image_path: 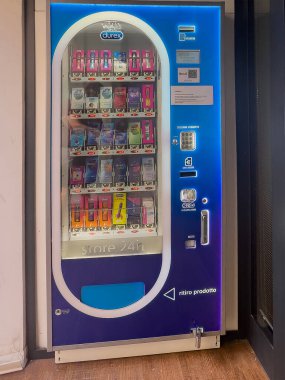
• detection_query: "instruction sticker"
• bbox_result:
[178,68,200,83]
[176,50,200,64]
[171,86,213,106]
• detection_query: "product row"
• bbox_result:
[70,156,156,188]
[71,49,155,77]
[69,120,155,151]
[70,193,156,231]
[70,84,155,114]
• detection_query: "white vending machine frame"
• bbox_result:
[32,0,237,361]
[51,11,171,319]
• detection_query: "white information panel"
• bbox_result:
[171,85,213,105]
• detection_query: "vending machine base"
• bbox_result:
[55,335,220,364]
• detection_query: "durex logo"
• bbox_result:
[100,31,124,40]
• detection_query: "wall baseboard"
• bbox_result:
[0,346,27,375]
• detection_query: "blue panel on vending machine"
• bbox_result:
[50,2,223,350]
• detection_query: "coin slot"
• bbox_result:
[180,171,197,178]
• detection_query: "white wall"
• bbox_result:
[0,0,26,375]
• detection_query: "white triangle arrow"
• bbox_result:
[163,287,176,301]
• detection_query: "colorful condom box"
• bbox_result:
[142,84,154,112]
[142,156,155,182]
[85,87,99,114]
[128,87,141,112]
[142,50,155,74]
[114,120,128,148]
[113,51,127,76]
[128,49,140,75]
[142,197,155,225]
[128,156,141,185]
[127,195,141,226]
[71,49,84,76]
[70,166,84,187]
[86,50,99,76]
[99,158,113,184]
[142,120,154,145]
[85,194,98,229]
[99,87,113,111]
[86,122,101,149]
[128,121,141,146]
[100,122,114,148]
[113,87,127,111]
[98,194,112,228]
[71,88,85,113]
[112,193,127,225]
[100,50,112,75]
[113,156,127,185]
[85,157,98,187]
[70,127,85,149]
[70,194,84,230]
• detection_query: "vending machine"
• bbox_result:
[49,1,224,362]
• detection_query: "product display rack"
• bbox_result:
[63,45,160,250]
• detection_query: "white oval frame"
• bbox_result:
[52,11,171,318]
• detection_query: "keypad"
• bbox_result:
[180,131,196,151]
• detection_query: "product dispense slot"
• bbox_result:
[201,210,209,245]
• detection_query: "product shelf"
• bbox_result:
[69,147,156,157]
[70,183,156,195]
[70,227,157,240]
[70,75,156,83]
[69,111,156,119]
